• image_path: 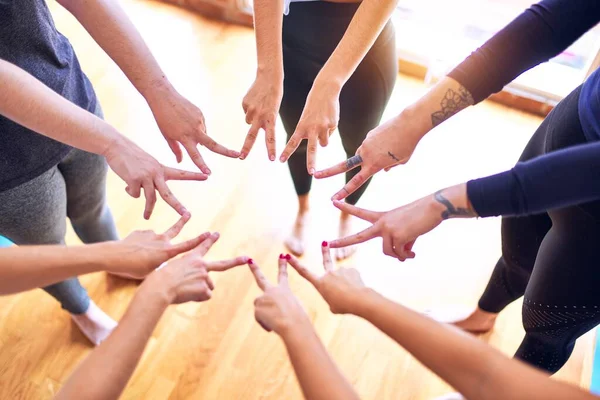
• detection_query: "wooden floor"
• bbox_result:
[0,1,594,398]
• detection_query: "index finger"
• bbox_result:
[321,242,334,272]
[206,256,250,272]
[164,167,209,182]
[239,121,260,160]
[142,181,157,220]
[201,135,240,158]
[328,225,379,248]
[155,179,188,216]
[265,123,276,162]
[194,232,220,256]
[162,212,191,239]
[331,169,372,201]
[306,134,318,175]
[279,132,302,163]
[183,142,211,175]
[248,260,272,291]
[332,200,381,223]
[286,255,319,287]
[314,154,362,179]
[278,254,288,286]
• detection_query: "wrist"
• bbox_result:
[313,73,343,96]
[142,77,177,108]
[140,270,176,306]
[257,62,283,80]
[279,316,316,342]
[352,288,382,319]
[430,183,477,220]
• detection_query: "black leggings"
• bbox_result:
[280,2,397,205]
[478,85,600,373]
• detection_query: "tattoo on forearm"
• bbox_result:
[346,155,363,169]
[387,151,400,162]
[430,86,474,127]
[434,190,475,220]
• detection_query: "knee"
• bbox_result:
[515,331,571,374]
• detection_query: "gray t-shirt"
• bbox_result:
[0,0,98,192]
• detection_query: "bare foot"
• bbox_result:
[335,210,357,261]
[451,307,498,333]
[71,301,118,346]
[285,195,309,257]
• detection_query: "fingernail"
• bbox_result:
[285,254,291,260]
[279,156,286,162]
[279,253,283,259]
[213,232,220,238]
[248,258,254,264]
[270,155,275,161]
[239,153,246,160]
[322,241,328,247]
[309,168,315,175]
[206,169,212,175]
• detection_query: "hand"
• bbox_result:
[314,112,422,200]
[279,81,340,174]
[152,232,249,304]
[109,213,212,279]
[287,244,366,314]
[149,88,240,174]
[105,136,208,219]
[240,72,284,161]
[328,185,476,260]
[248,255,311,335]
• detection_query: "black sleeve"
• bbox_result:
[466,141,600,218]
[448,0,600,104]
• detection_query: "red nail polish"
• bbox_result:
[322,241,328,247]
[279,254,284,259]
[285,254,291,260]
[248,258,254,265]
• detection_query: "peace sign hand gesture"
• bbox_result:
[286,243,367,315]
[249,255,311,335]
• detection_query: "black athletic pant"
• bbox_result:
[280,2,397,205]
[478,85,600,373]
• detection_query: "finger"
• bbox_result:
[257,319,272,332]
[286,255,319,287]
[206,275,215,291]
[183,142,211,175]
[265,123,276,162]
[306,134,317,175]
[194,232,220,256]
[279,132,302,163]
[332,200,381,223]
[125,182,141,198]
[328,225,379,248]
[383,235,399,259]
[278,254,288,286]
[405,240,416,259]
[201,136,240,158]
[239,122,260,160]
[318,130,329,147]
[142,181,157,220]
[206,256,250,272]
[321,242,334,272]
[164,167,209,182]
[313,154,362,179]
[155,178,188,216]
[331,169,372,201]
[163,213,191,239]
[167,139,184,163]
[248,260,272,291]
[169,232,212,255]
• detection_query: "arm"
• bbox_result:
[57,0,239,171]
[0,216,207,295]
[354,290,597,400]
[55,275,171,400]
[238,0,284,160]
[56,232,247,400]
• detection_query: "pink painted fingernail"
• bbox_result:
[322,241,328,247]
[280,156,286,162]
[270,155,275,161]
[285,254,291,260]
[248,258,254,265]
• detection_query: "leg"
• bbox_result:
[515,205,600,373]
[280,44,316,257]
[336,23,396,260]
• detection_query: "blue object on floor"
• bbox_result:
[0,236,12,247]
[591,330,600,394]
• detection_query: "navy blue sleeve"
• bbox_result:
[448,0,600,104]
[467,141,600,217]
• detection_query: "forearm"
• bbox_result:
[281,323,359,400]
[354,290,595,400]
[314,0,397,90]
[56,278,170,400]
[58,0,175,105]
[252,0,284,76]
[0,243,120,295]
[0,59,125,156]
